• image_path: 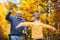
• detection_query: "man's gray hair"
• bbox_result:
[16,11,22,14]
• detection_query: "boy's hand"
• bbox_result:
[16,25,20,29]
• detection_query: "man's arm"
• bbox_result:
[23,27,28,35]
[40,23,56,32]
[6,12,12,21]
[22,19,28,35]
[6,8,13,21]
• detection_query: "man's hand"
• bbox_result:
[25,32,28,36]
[9,7,14,12]
[24,32,28,39]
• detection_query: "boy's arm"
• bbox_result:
[16,22,31,28]
[40,23,56,32]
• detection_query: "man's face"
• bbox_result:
[16,12,22,18]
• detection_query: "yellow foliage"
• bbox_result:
[0,0,59,39]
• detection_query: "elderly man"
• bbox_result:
[6,8,27,40]
[16,12,56,40]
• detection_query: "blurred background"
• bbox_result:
[0,0,60,40]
